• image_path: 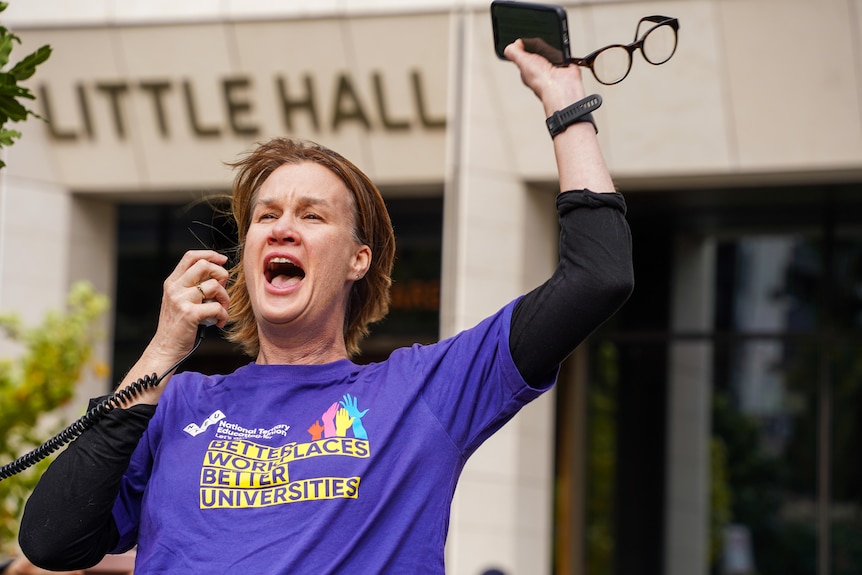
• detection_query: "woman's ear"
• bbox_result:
[351,245,372,280]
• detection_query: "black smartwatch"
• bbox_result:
[545,94,602,138]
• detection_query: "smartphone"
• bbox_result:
[491,0,571,66]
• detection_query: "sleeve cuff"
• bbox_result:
[557,189,626,215]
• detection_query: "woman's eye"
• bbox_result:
[303,212,322,221]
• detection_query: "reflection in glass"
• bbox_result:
[573,200,862,574]
[712,236,821,574]
[830,236,862,575]
[585,342,618,575]
[830,346,862,572]
[713,340,818,575]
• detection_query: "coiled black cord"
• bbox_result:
[0,327,207,481]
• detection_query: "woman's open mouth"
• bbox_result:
[265,256,306,288]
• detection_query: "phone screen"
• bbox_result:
[491,1,569,66]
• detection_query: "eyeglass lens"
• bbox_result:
[589,19,677,85]
[641,23,676,65]
[592,47,632,85]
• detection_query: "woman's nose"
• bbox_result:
[268,216,299,244]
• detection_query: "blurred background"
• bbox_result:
[0,1,860,574]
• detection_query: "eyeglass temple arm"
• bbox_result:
[635,15,675,39]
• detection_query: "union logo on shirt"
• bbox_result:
[197,393,371,510]
[183,410,226,437]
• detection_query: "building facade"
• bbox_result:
[1,1,860,574]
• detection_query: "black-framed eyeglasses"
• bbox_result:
[572,15,679,85]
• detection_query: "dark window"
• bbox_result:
[562,184,862,575]
[112,195,443,380]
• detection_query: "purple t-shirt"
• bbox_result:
[112,301,554,573]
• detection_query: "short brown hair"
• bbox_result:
[224,138,395,358]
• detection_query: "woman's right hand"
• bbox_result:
[118,250,230,406]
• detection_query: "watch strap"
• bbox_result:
[546,94,602,137]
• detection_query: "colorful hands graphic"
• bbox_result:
[310,395,370,440]
[307,420,325,441]
[321,402,339,438]
[339,394,369,439]
[335,408,354,436]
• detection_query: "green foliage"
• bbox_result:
[709,435,732,566]
[0,1,51,169]
[0,282,108,552]
[712,390,803,575]
[586,341,619,575]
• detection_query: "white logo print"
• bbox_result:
[184,410,226,437]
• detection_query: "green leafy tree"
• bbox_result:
[586,341,619,575]
[0,1,51,169]
[0,282,108,552]
[709,434,732,570]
